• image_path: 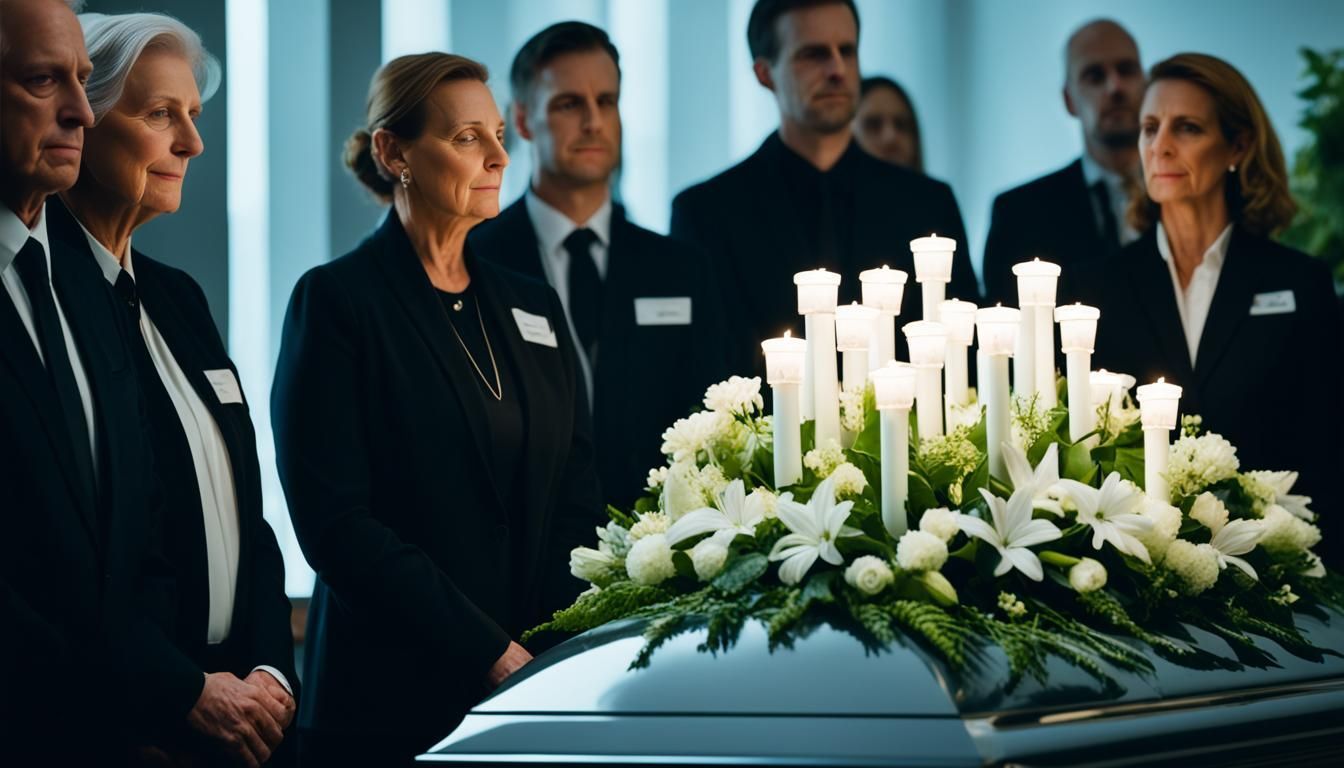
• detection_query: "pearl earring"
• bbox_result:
[1228,164,1237,173]
[400,168,411,189]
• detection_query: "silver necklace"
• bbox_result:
[442,294,503,401]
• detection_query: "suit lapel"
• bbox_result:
[1124,233,1196,385]
[1060,160,1108,261]
[1194,227,1257,387]
[373,213,507,519]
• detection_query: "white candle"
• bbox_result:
[1089,368,1129,419]
[1012,259,1062,408]
[835,302,879,390]
[976,305,1020,481]
[860,265,907,372]
[911,234,956,322]
[1136,378,1182,504]
[1055,303,1100,443]
[1014,305,1035,398]
[869,361,917,538]
[794,269,842,449]
[762,333,808,488]
[902,321,947,440]
[938,299,977,420]
[801,319,815,420]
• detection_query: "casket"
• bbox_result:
[419,607,1344,766]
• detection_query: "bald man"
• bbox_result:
[982,19,1144,305]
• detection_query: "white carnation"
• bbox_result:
[750,487,780,518]
[661,410,733,463]
[691,537,730,581]
[703,375,763,416]
[1258,505,1322,556]
[895,530,948,572]
[803,439,846,478]
[1188,492,1229,535]
[628,511,670,542]
[829,462,868,498]
[1163,433,1240,501]
[1135,499,1182,562]
[1165,539,1221,595]
[625,534,676,585]
[569,546,617,583]
[919,507,961,542]
[1068,558,1108,593]
[843,555,894,595]
[646,465,669,492]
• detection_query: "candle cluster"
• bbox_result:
[761,240,1186,531]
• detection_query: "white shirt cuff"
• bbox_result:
[251,665,294,697]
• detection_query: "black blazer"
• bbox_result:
[982,158,1112,306]
[1071,226,1344,565]
[469,198,729,508]
[46,199,298,700]
[272,211,603,758]
[671,132,980,375]
[0,204,203,759]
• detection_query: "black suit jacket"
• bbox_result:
[671,133,980,375]
[1071,227,1344,565]
[0,204,203,759]
[982,158,1111,306]
[272,211,603,759]
[46,199,297,700]
[469,197,729,508]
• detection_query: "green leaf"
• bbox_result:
[907,471,940,516]
[672,550,696,580]
[1061,440,1099,484]
[801,570,838,603]
[712,551,768,594]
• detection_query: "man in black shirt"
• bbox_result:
[671,0,978,375]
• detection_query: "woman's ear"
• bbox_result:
[372,128,406,179]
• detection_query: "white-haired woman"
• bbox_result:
[51,12,297,767]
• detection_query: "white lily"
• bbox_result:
[1248,470,1314,521]
[666,479,769,547]
[1003,441,1066,515]
[768,476,861,585]
[1057,473,1153,564]
[961,487,1063,581]
[1210,518,1265,580]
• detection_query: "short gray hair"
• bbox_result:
[79,11,221,123]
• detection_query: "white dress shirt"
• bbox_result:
[524,191,612,406]
[82,227,290,694]
[1,203,99,476]
[1081,153,1140,246]
[1156,221,1234,367]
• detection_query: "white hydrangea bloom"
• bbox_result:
[569,546,617,583]
[660,410,733,463]
[803,439,846,478]
[646,465,669,492]
[829,462,868,498]
[703,375,764,416]
[947,399,982,432]
[1258,505,1322,555]
[750,487,780,518]
[1165,539,1221,595]
[895,530,948,572]
[919,507,961,542]
[628,511,670,542]
[843,555,894,595]
[691,537,730,581]
[625,533,676,585]
[839,387,865,433]
[1163,433,1240,500]
[697,464,730,500]
[1069,558,1108,593]
[1135,499,1182,562]
[1188,492,1229,535]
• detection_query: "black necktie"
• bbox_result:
[13,238,98,501]
[1092,181,1121,255]
[564,228,601,366]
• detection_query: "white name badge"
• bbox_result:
[203,369,244,405]
[1249,290,1295,316]
[512,308,558,347]
[634,297,692,326]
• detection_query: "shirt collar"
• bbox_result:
[1155,221,1234,271]
[773,131,860,183]
[0,202,53,278]
[525,188,612,257]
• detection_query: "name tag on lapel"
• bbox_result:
[634,297,692,326]
[203,369,244,404]
[512,308,558,347]
[1249,290,1295,316]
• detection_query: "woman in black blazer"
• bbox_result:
[58,12,298,766]
[1075,53,1342,566]
[271,53,603,764]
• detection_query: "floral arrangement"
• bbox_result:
[526,375,1341,688]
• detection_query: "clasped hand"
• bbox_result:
[186,670,295,767]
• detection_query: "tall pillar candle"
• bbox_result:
[902,321,947,440]
[795,269,842,448]
[860,266,907,371]
[835,303,879,447]
[976,305,1021,482]
[762,333,808,488]
[911,234,956,323]
[938,299,978,423]
[870,362,917,538]
[1055,303,1101,442]
[1136,379,1182,504]
[801,317,815,420]
[1013,304,1035,397]
[1013,258,1062,408]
